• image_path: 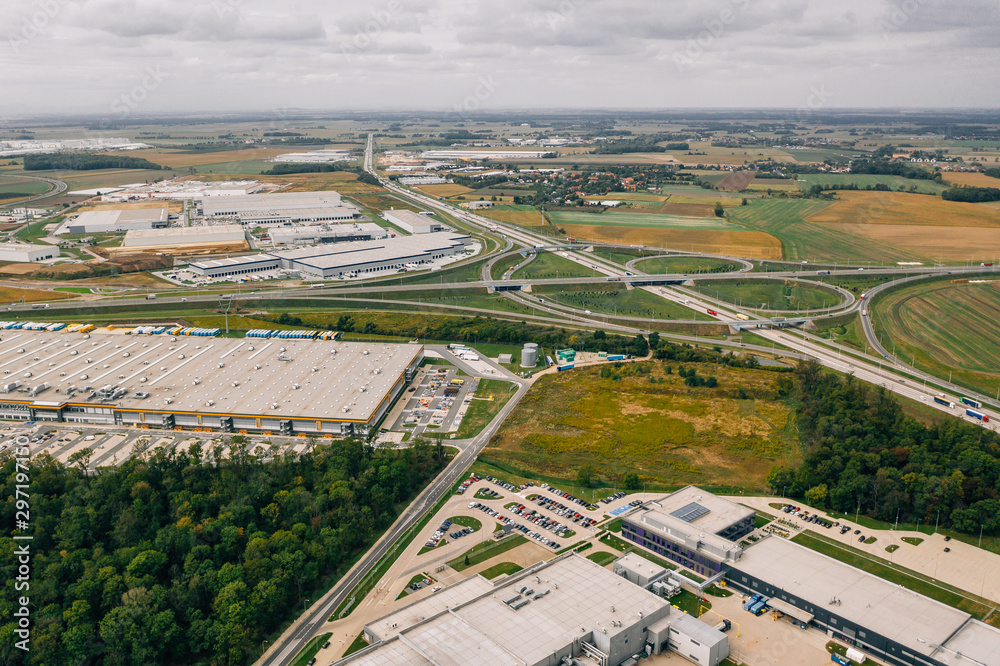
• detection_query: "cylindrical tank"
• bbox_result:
[521,344,538,367]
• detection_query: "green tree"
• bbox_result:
[621,472,640,491]
[576,464,597,488]
[805,484,829,507]
[713,202,725,217]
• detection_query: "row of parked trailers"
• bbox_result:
[0,321,65,331]
[933,395,991,422]
[245,329,339,340]
[166,326,221,337]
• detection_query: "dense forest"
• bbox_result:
[768,362,1000,535]
[23,153,164,171]
[941,185,1000,203]
[592,135,688,154]
[847,158,943,181]
[0,437,447,665]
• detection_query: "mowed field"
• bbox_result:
[0,285,76,303]
[942,172,1000,188]
[414,183,475,198]
[872,279,1000,393]
[806,191,1000,262]
[795,174,948,195]
[485,363,801,491]
[691,278,843,311]
[560,224,783,259]
[479,204,548,227]
[729,197,933,264]
[102,148,291,169]
[549,210,734,230]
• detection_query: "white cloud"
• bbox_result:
[0,0,997,114]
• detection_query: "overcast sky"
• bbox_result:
[2,0,999,118]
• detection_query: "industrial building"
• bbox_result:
[119,225,247,252]
[200,192,361,226]
[340,552,730,666]
[382,209,447,234]
[57,207,169,235]
[0,329,422,437]
[102,179,264,202]
[270,149,353,162]
[726,537,1000,666]
[0,243,60,263]
[620,486,755,578]
[619,487,1000,666]
[268,222,388,246]
[188,254,280,278]
[420,150,557,160]
[398,175,449,185]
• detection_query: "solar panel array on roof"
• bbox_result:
[670,502,710,523]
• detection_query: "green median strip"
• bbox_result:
[290,632,332,666]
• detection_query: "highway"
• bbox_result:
[0,173,67,208]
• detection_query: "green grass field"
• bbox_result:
[448,536,528,572]
[478,562,523,580]
[456,379,518,438]
[485,363,802,491]
[587,551,618,566]
[590,247,657,266]
[511,251,595,279]
[549,210,734,230]
[691,278,842,311]
[727,198,922,263]
[635,256,743,274]
[871,278,1000,394]
[535,283,711,320]
[795,173,948,195]
[289,633,332,666]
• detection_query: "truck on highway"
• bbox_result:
[966,409,990,423]
[735,313,750,321]
[933,396,956,408]
[961,397,982,409]
[706,309,717,316]
[146,294,156,300]
[816,270,831,275]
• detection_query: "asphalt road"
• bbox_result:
[257,372,528,666]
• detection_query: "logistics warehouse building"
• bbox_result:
[382,208,447,234]
[339,553,730,666]
[619,487,1000,666]
[0,242,60,263]
[189,232,473,279]
[200,191,361,226]
[0,330,422,437]
[58,207,169,234]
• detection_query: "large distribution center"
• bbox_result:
[58,207,169,234]
[0,243,60,263]
[341,552,730,666]
[119,225,248,253]
[0,329,421,436]
[268,222,388,246]
[382,208,447,234]
[619,487,1000,666]
[188,232,473,279]
[200,192,361,226]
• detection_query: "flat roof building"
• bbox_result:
[276,232,473,279]
[201,192,360,226]
[382,209,447,234]
[726,536,1000,666]
[119,225,247,252]
[58,207,169,235]
[188,254,280,278]
[620,486,755,578]
[0,243,59,263]
[341,552,729,666]
[268,222,388,246]
[0,330,422,437]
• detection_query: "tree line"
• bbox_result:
[767,362,1000,535]
[23,153,164,171]
[0,437,447,665]
[941,186,1000,203]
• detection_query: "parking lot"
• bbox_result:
[0,421,339,470]
[389,365,476,435]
